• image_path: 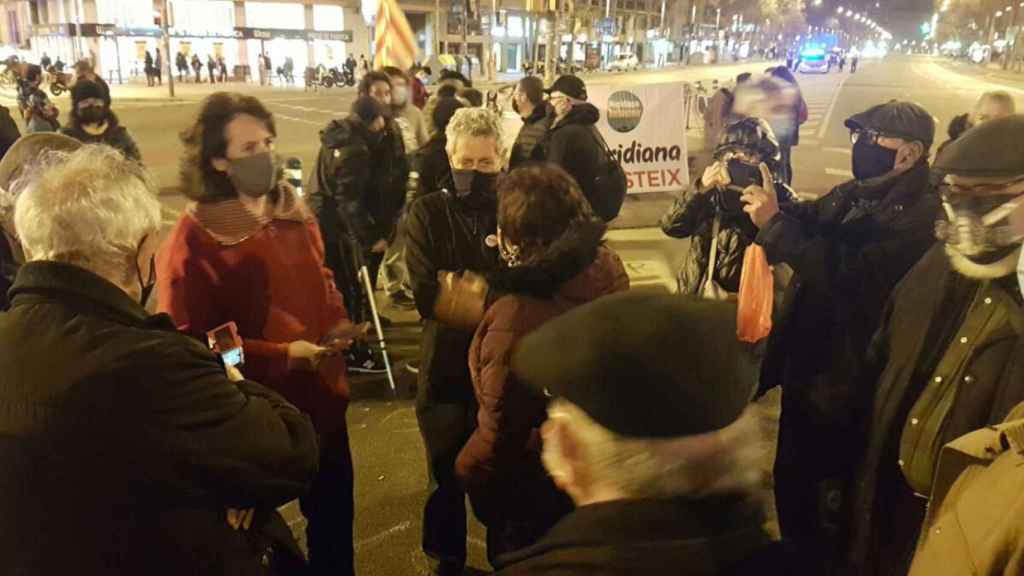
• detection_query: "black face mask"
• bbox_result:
[852,138,898,181]
[451,168,499,198]
[78,105,107,125]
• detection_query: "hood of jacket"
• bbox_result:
[487,217,625,300]
[320,116,367,150]
[553,102,600,129]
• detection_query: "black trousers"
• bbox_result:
[416,390,477,566]
[300,427,355,576]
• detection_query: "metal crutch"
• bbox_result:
[358,264,397,392]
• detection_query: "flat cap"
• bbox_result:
[0,133,82,191]
[845,100,935,148]
[510,292,758,438]
[934,114,1024,178]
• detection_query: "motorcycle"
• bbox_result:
[305,66,355,90]
[47,66,69,96]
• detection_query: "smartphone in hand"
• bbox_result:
[207,321,245,367]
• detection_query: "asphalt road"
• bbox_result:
[7,55,1016,574]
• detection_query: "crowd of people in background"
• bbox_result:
[2,49,1024,576]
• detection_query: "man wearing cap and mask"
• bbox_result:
[494,292,784,575]
[309,94,408,374]
[740,100,941,574]
[541,75,606,214]
[404,107,504,576]
[844,114,1024,576]
[60,79,141,161]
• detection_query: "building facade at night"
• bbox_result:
[0,0,683,80]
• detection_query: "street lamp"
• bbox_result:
[837,6,844,12]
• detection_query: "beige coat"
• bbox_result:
[909,403,1024,576]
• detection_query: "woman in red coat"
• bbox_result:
[158,92,364,576]
[454,165,630,564]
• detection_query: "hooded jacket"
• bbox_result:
[60,111,141,162]
[455,218,629,523]
[755,162,940,573]
[845,245,1024,576]
[661,177,796,295]
[307,115,409,249]
[543,103,605,211]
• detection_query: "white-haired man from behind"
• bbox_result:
[495,292,788,576]
[0,144,318,576]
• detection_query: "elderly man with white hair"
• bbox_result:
[405,107,505,576]
[0,144,318,575]
[494,292,785,575]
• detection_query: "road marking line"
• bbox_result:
[800,138,820,146]
[354,521,412,551]
[274,113,322,126]
[826,167,853,177]
[817,73,852,140]
[802,121,820,129]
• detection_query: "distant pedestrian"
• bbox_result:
[257,53,267,85]
[144,50,154,87]
[850,52,859,72]
[359,54,369,74]
[175,51,188,82]
[218,56,228,82]
[61,79,141,162]
[39,52,51,70]
[191,53,202,83]
[207,54,217,84]
[22,66,58,134]
[154,49,162,85]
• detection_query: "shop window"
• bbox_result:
[313,5,344,31]
[508,15,524,37]
[245,2,305,30]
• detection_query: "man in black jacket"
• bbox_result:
[497,293,784,576]
[846,114,1024,576]
[405,107,503,576]
[508,76,550,171]
[0,144,318,575]
[542,75,604,210]
[308,90,409,374]
[741,101,940,575]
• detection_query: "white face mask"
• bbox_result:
[392,86,408,106]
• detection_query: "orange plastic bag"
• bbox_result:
[736,244,774,343]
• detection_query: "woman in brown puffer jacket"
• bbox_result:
[454,164,629,566]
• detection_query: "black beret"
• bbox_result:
[510,292,758,438]
[934,114,1024,178]
[845,100,935,148]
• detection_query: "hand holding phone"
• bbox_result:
[207,322,245,367]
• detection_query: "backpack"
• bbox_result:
[587,126,627,221]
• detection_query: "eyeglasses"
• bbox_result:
[850,129,884,146]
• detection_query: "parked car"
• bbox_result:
[608,53,640,71]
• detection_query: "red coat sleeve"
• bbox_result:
[456,302,539,489]
[157,227,290,384]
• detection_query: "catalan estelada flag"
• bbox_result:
[374,0,418,70]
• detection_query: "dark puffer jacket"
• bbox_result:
[509,106,551,171]
[60,111,141,162]
[543,104,605,210]
[455,218,629,526]
[308,115,409,249]
[661,177,796,295]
